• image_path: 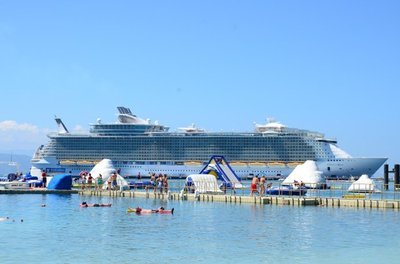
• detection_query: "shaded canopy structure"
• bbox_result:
[185,174,223,194]
[282,160,325,188]
[89,159,129,190]
[348,174,378,193]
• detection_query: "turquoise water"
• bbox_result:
[151,179,400,200]
[1,194,400,264]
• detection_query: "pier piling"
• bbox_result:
[384,164,389,191]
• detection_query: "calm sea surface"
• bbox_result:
[1,193,400,264]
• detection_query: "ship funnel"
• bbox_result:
[117,106,148,124]
[55,116,69,134]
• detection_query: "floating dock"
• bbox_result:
[1,188,399,209]
[79,190,400,210]
[0,189,78,195]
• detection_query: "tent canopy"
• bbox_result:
[89,159,129,190]
[348,174,377,193]
[282,160,324,188]
[186,174,223,194]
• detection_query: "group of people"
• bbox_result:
[79,203,174,214]
[105,172,118,190]
[250,175,272,197]
[149,173,169,193]
[77,171,122,190]
[78,172,104,190]
[293,180,305,188]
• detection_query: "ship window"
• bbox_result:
[327,167,330,171]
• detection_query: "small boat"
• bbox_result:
[76,160,94,165]
[265,185,307,196]
[184,161,203,166]
[60,160,76,165]
[0,181,30,190]
[267,162,286,166]
[286,162,304,167]
[230,161,248,166]
[249,162,267,166]
[129,180,153,189]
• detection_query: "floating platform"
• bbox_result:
[0,189,78,195]
[342,194,366,199]
[79,190,400,210]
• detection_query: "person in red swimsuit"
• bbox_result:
[250,176,259,196]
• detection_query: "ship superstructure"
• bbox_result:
[30,107,386,179]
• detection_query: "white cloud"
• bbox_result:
[72,125,87,133]
[0,120,48,155]
[0,120,39,133]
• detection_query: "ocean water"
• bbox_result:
[1,193,400,264]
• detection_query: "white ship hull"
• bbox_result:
[30,157,387,179]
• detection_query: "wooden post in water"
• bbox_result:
[384,164,389,191]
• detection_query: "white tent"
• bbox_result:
[185,174,223,194]
[348,174,378,193]
[89,159,129,190]
[282,160,325,188]
[90,159,115,180]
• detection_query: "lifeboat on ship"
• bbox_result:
[76,160,94,165]
[286,161,304,167]
[267,162,286,166]
[60,160,76,165]
[230,161,248,166]
[184,161,203,166]
[249,162,267,166]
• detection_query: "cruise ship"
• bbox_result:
[30,107,387,179]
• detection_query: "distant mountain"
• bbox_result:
[0,153,31,175]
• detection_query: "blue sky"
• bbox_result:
[0,1,399,171]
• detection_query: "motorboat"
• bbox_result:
[265,185,307,196]
[0,181,30,190]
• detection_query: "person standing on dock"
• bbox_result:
[81,173,86,190]
[259,176,266,196]
[87,173,93,189]
[157,174,163,193]
[111,172,118,190]
[163,174,169,193]
[41,170,47,188]
[250,175,259,196]
[97,174,103,190]
[106,177,112,190]
[150,173,156,192]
